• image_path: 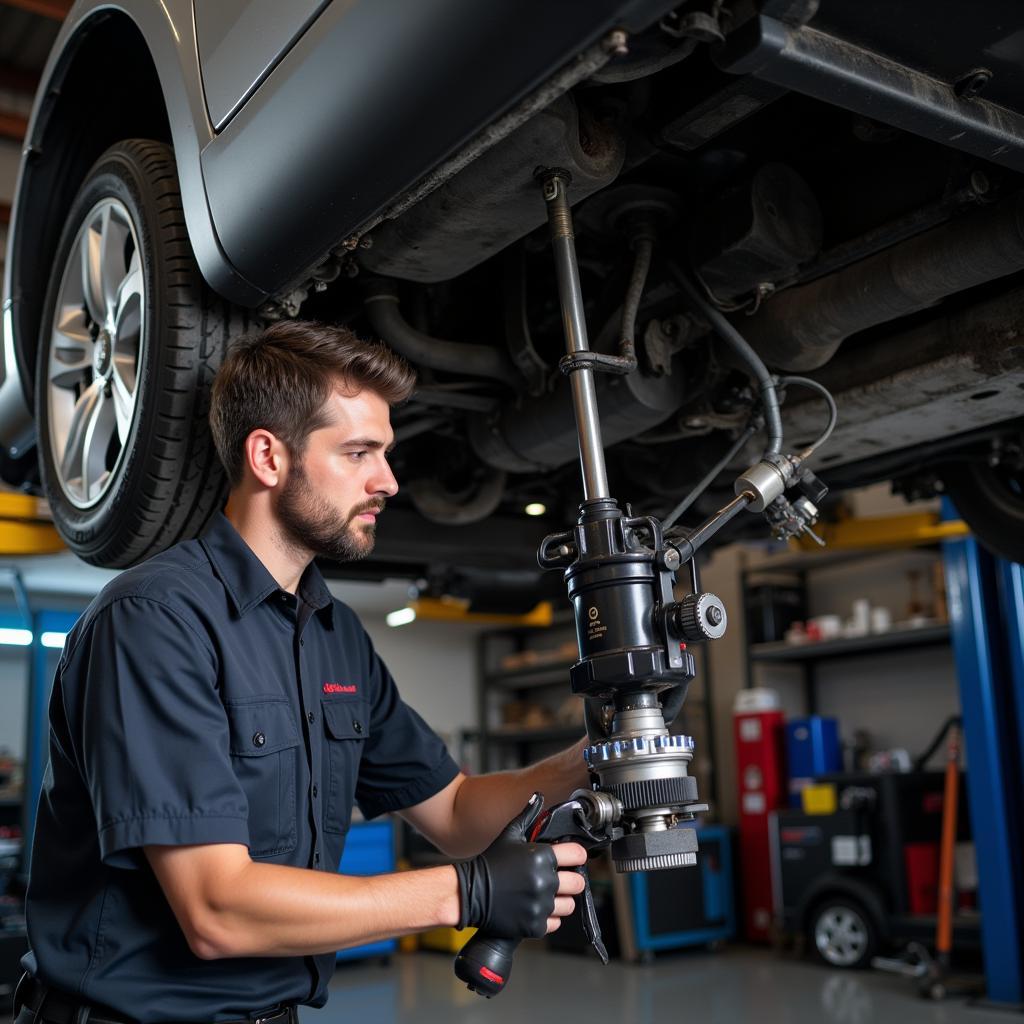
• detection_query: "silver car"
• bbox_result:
[2,0,1023,587]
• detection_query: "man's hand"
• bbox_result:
[453,794,587,938]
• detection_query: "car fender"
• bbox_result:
[0,0,265,454]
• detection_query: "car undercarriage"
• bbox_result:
[2,0,1023,593]
[292,4,1024,593]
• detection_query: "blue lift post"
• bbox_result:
[997,559,1024,843]
[941,500,1024,1005]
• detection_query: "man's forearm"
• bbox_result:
[164,852,460,960]
[228,863,459,957]
[449,737,590,856]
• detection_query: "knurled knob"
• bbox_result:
[670,592,727,642]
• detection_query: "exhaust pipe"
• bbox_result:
[743,190,1024,370]
[363,278,517,383]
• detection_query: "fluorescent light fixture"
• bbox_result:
[41,632,68,649]
[0,628,33,647]
[386,607,417,628]
[524,502,547,517]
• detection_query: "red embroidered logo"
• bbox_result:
[323,683,357,694]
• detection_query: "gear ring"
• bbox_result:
[584,732,694,765]
[604,774,698,811]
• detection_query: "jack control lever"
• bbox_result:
[454,792,619,997]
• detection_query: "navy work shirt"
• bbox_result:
[23,513,460,1021]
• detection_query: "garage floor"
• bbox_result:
[308,945,1002,1024]
[2,945,1002,1023]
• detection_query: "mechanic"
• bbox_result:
[15,321,589,1024]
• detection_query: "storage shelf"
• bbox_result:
[487,725,584,744]
[743,545,941,575]
[749,623,949,663]
[483,661,576,689]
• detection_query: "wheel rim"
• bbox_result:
[47,197,146,509]
[815,906,868,967]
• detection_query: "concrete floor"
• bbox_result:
[309,946,1003,1024]
[2,946,1002,1023]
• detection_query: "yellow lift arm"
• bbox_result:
[410,596,554,627]
[0,492,64,556]
[795,510,969,552]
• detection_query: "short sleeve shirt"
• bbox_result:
[22,513,460,1022]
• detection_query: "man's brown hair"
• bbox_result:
[210,321,416,486]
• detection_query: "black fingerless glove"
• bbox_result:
[453,794,558,939]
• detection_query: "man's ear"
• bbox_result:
[244,429,288,488]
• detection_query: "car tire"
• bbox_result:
[808,897,878,970]
[35,139,251,567]
[943,458,1024,564]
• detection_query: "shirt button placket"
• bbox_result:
[295,624,320,866]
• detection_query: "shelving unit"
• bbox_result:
[741,547,952,714]
[750,622,950,663]
[478,622,577,773]
[483,660,575,690]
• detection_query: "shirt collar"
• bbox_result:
[200,512,334,619]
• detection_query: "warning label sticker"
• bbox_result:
[586,605,607,642]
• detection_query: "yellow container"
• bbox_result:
[802,783,837,815]
[418,926,477,953]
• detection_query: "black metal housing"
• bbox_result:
[538,498,696,708]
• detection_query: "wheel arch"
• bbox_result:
[799,875,889,939]
[4,2,263,429]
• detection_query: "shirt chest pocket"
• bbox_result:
[226,698,300,858]
[322,698,370,835]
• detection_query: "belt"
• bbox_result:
[15,975,298,1024]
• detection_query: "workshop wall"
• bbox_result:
[700,543,748,825]
[0,649,29,761]
[360,614,482,764]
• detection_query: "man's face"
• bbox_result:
[275,386,398,562]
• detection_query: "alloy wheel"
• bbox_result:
[47,197,145,508]
[814,906,869,967]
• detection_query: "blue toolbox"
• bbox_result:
[785,716,841,807]
[626,824,735,957]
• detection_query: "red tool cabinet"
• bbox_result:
[734,690,787,941]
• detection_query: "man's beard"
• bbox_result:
[277,459,383,563]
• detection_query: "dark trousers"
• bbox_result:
[13,974,299,1024]
[14,1010,298,1024]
